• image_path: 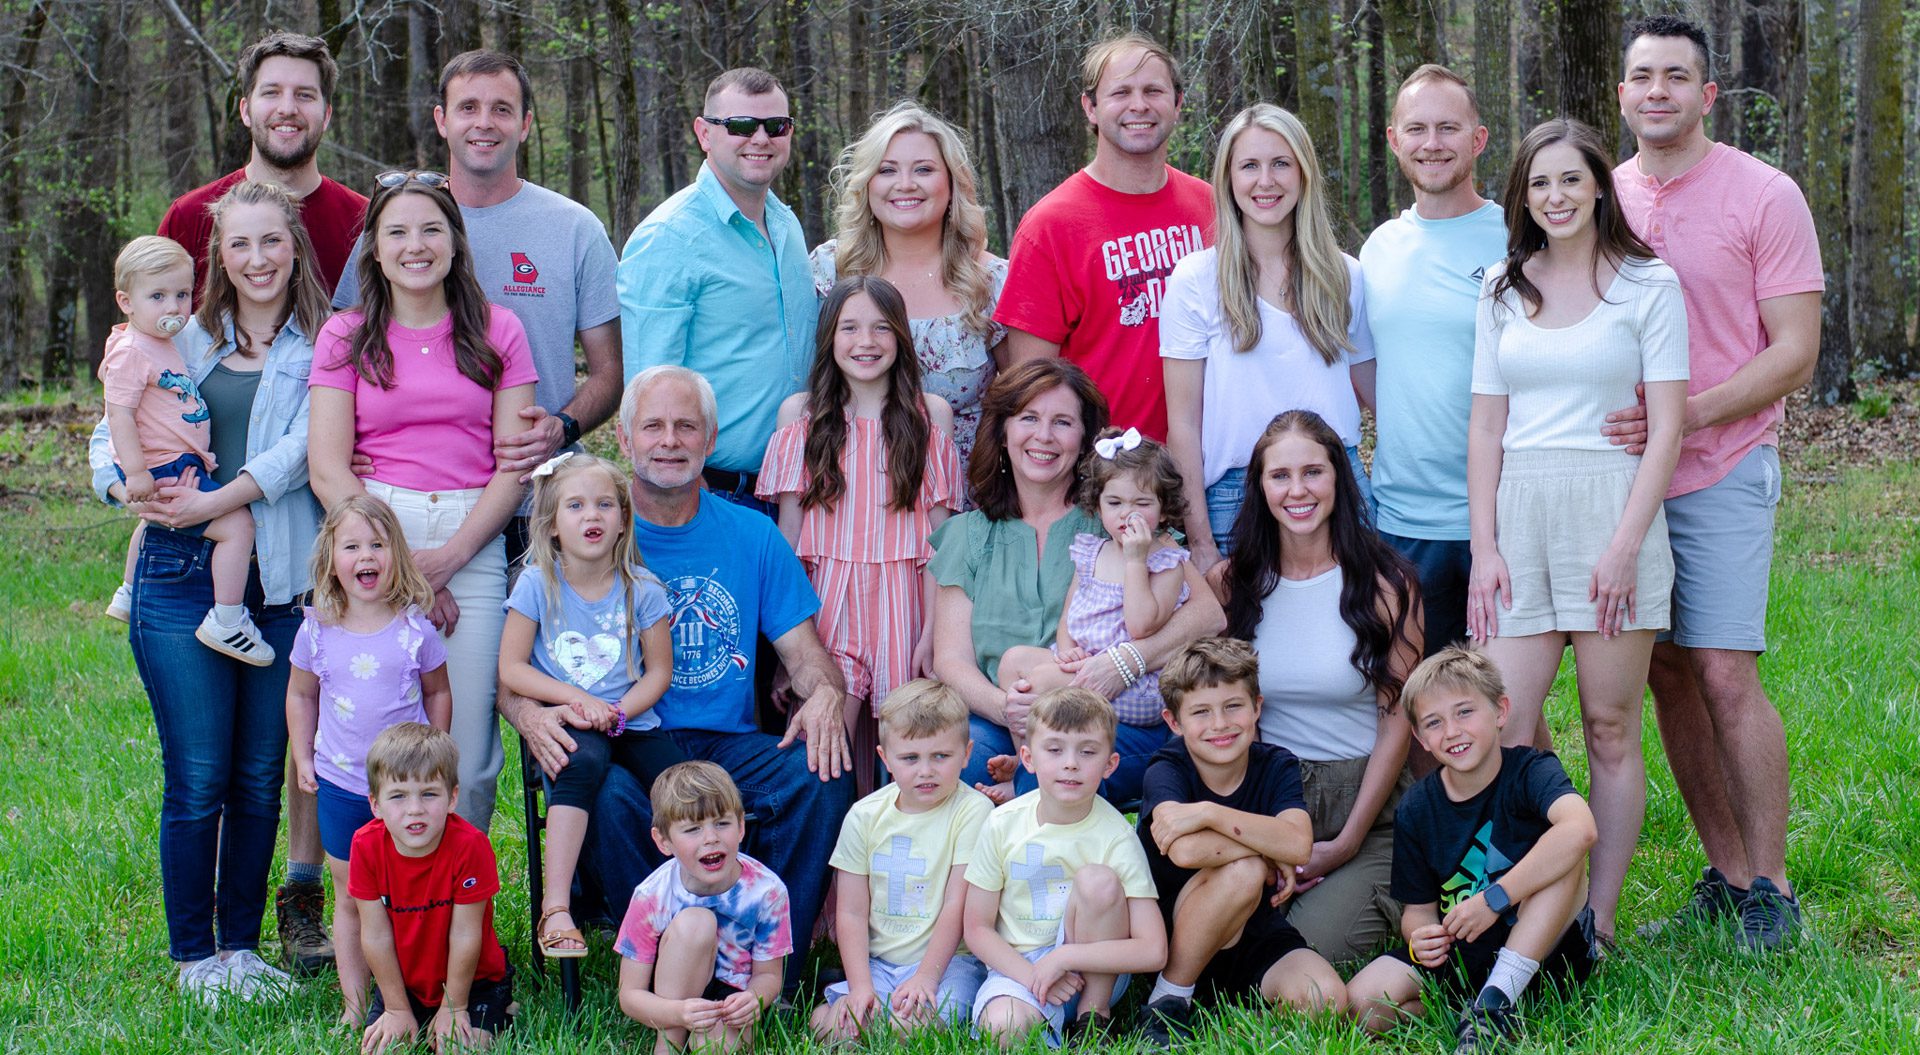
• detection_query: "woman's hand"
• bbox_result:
[1001,684,1035,741]
[1188,540,1223,577]
[1066,650,1126,700]
[911,633,935,680]
[1466,550,1511,642]
[138,471,225,531]
[411,546,467,595]
[1295,838,1355,894]
[1589,542,1639,639]
[428,588,461,636]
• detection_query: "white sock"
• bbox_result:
[1481,947,1541,1005]
[213,603,246,627]
[1148,975,1195,1005]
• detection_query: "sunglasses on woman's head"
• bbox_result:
[700,115,795,138]
[374,170,450,190]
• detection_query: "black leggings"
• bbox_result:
[548,728,686,812]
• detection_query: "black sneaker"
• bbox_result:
[1138,995,1196,1049]
[1063,1008,1117,1046]
[1454,989,1519,1054]
[1737,876,1804,952]
[275,880,335,975]
[1636,866,1745,939]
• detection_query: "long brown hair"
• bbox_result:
[195,181,332,350]
[1219,410,1420,711]
[1489,118,1658,317]
[967,359,1109,522]
[803,277,931,512]
[338,176,502,391]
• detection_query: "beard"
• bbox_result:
[1402,158,1474,196]
[252,122,321,170]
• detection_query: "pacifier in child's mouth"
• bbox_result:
[158,314,188,335]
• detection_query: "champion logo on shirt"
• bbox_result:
[462,876,479,890]
[503,251,546,297]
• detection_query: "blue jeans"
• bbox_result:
[579,727,852,994]
[960,714,1171,806]
[1206,446,1374,555]
[130,527,299,962]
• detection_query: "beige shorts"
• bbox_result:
[1495,449,1673,637]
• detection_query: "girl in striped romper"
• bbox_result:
[983,426,1193,803]
[758,276,963,795]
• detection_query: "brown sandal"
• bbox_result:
[537,906,589,959]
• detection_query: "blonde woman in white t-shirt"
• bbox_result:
[1466,118,1689,946]
[1162,104,1377,572]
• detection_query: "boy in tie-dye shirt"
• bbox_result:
[616,762,791,1055]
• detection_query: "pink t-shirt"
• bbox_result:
[309,307,539,491]
[1614,143,1824,497]
[98,324,214,470]
[994,168,1214,441]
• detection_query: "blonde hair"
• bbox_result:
[366,722,460,794]
[308,496,434,623]
[1209,104,1354,363]
[877,679,969,742]
[1080,30,1183,98]
[524,453,654,681]
[829,102,996,336]
[1029,687,1118,747]
[197,180,333,353]
[1159,637,1260,716]
[1401,645,1507,725]
[651,761,746,834]
[114,236,192,294]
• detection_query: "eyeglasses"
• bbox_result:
[374,170,450,190]
[700,115,795,138]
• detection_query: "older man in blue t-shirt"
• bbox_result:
[499,366,853,992]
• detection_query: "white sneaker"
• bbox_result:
[223,948,293,1002]
[177,955,232,1007]
[195,609,275,667]
[105,583,133,623]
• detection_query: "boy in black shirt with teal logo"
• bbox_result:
[1347,646,1598,1053]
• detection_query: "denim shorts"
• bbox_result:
[115,451,219,492]
[315,775,373,861]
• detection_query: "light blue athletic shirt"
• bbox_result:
[1358,201,1506,540]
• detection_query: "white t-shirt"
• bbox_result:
[1253,566,1379,761]
[1472,257,1690,453]
[1159,248,1375,487]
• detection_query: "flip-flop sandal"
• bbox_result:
[537,906,589,959]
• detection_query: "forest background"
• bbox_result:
[0,0,1912,405]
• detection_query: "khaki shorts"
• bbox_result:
[1284,755,1411,965]
[1495,449,1673,637]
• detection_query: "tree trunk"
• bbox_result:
[1365,0,1391,228]
[1475,0,1511,195]
[1801,0,1851,402]
[1848,0,1911,376]
[565,0,594,207]
[1295,0,1339,212]
[163,0,204,194]
[1707,0,1739,147]
[366,8,416,170]
[0,0,48,392]
[603,0,646,236]
[786,0,828,246]
[1554,0,1616,143]
[408,1,443,169]
[977,0,1089,222]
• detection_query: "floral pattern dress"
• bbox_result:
[809,240,1008,507]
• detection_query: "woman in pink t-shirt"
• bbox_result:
[308,171,538,833]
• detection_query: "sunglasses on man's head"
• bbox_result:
[374,170,450,190]
[700,115,795,138]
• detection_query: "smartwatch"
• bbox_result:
[556,411,582,448]
[1483,882,1512,914]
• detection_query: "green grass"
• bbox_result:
[1,409,1917,1053]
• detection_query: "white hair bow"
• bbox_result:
[530,451,575,479]
[1094,427,1143,460]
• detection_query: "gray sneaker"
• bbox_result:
[224,949,294,1001]
[176,955,235,1007]
[1636,867,1744,939]
[1737,876,1804,952]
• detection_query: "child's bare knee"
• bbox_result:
[979,998,1039,1042]
[1210,855,1270,899]
[661,906,720,958]
[1069,864,1124,909]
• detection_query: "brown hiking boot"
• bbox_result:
[275,880,334,974]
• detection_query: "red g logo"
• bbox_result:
[510,253,539,284]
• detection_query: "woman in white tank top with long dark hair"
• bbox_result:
[1207,409,1422,964]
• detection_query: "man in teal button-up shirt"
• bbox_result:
[616,67,818,492]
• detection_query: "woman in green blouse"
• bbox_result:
[930,359,1224,801]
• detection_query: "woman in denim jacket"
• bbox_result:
[88,181,331,1005]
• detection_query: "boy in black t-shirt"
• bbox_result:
[1133,639,1341,1048]
[1346,646,1598,1053]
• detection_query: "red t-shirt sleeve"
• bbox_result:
[345,823,386,901]
[450,825,501,904]
[994,217,1076,344]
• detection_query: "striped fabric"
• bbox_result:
[1057,533,1191,725]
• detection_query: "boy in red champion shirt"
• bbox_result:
[349,723,513,1053]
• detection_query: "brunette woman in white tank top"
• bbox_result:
[1207,409,1422,965]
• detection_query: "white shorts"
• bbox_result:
[971,923,1131,1046]
[823,953,987,1023]
[1494,449,1673,637]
